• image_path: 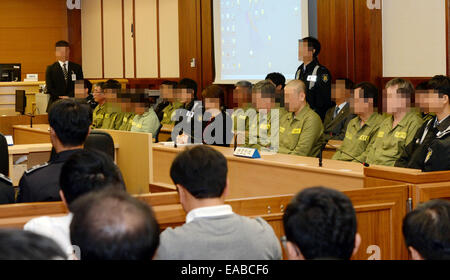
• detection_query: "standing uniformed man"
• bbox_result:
[295,37,333,121]
[278,80,323,157]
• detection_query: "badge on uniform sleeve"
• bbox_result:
[424,148,433,164]
[322,74,329,83]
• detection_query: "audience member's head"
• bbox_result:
[202,84,225,112]
[55,40,70,62]
[332,78,354,105]
[352,82,378,115]
[252,80,276,110]
[48,99,92,152]
[402,199,450,260]
[60,149,125,212]
[283,187,361,260]
[170,145,228,213]
[299,37,321,62]
[233,80,252,107]
[284,80,307,113]
[70,189,160,260]
[384,78,414,114]
[0,229,66,260]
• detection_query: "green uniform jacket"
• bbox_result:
[130,108,161,138]
[92,103,107,128]
[332,113,385,162]
[278,104,323,157]
[364,111,424,166]
[245,108,280,151]
[101,112,118,129]
[118,112,136,131]
[161,101,184,125]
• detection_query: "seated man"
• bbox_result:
[70,189,160,260]
[99,79,122,130]
[161,78,196,125]
[156,145,281,260]
[130,93,160,137]
[91,82,106,128]
[155,80,178,122]
[24,149,125,257]
[320,78,356,142]
[364,78,423,166]
[17,99,92,203]
[395,77,450,170]
[283,186,361,260]
[279,80,323,157]
[332,82,386,162]
[232,81,254,144]
[245,80,280,151]
[0,229,67,260]
[402,199,450,260]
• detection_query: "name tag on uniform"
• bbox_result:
[72,73,77,81]
[358,135,369,141]
[394,132,407,139]
[307,75,317,82]
[280,127,285,133]
[291,128,302,134]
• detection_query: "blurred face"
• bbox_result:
[415,90,429,112]
[56,46,70,62]
[176,89,194,104]
[160,84,174,100]
[93,86,105,103]
[253,91,274,110]
[332,80,350,104]
[386,85,408,114]
[204,97,221,111]
[298,41,314,62]
[426,90,449,113]
[135,103,146,115]
[284,86,304,112]
[105,89,118,103]
[233,86,251,107]
[74,81,86,99]
[352,88,373,115]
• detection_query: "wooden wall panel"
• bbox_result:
[124,0,135,78]
[135,0,158,78]
[81,0,103,78]
[159,0,180,78]
[0,0,68,81]
[103,0,124,78]
[67,8,82,65]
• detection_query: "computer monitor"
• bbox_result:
[15,90,26,115]
[0,64,21,82]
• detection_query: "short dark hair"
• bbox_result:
[416,81,429,91]
[170,145,228,199]
[202,85,225,108]
[84,79,93,94]
[70,189,160,260]
[283,187,357,260]
[60,149,125,211]
[336,78,354,90]
[55,40,70,48]
[427,75,450,90]
[161,80,178,88]
[265,72,286,89]
[235,80,252,89]
[300,37,321,57]
[253,80,276,99]
[102,79,122,90]
[402,199,450,260]
[0,229,66,260]
[48,99,92,147]
[178,78,198,98]
[385,78,414,99]
[354,82,378,107]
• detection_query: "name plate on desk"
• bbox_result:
[233,147,261,159]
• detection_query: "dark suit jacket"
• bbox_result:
[45,61,83,111]
[322,102,355,141]
[0,174,14,205]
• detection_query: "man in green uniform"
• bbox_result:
[231,81,255,144]
[364,78,424,166]
[130,94,161,139]
[332,82,385,162]
[92,82,106,128]
[278,80,323,157]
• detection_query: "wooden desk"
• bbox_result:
[12,124,51,144]
[0,115,48,136]
[323,140,342,159]
[152,144,365,199]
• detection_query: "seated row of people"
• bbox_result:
[1,145,449,260]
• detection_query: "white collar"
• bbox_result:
[185,204,233,224]
[58,61,68,67]
[435,114,450,127]
[337,102,347,111]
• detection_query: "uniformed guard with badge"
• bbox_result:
[332,82,386,162]
[17,99,92,203]
[295,37,333,121]
[278,80,323,157]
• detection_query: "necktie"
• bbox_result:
[62,63,69,82]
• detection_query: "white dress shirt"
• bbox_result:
[185,204,233,224]
[24,213,73,257]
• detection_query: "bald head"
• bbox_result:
[284,80,307,112]
[70,189,160,260]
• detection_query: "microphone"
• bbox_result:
[318,143,326,167]
[326,142,370,167]
[233,133,238,151]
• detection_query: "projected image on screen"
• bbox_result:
[214,0,304,83]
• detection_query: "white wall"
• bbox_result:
[382,0,447,77]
